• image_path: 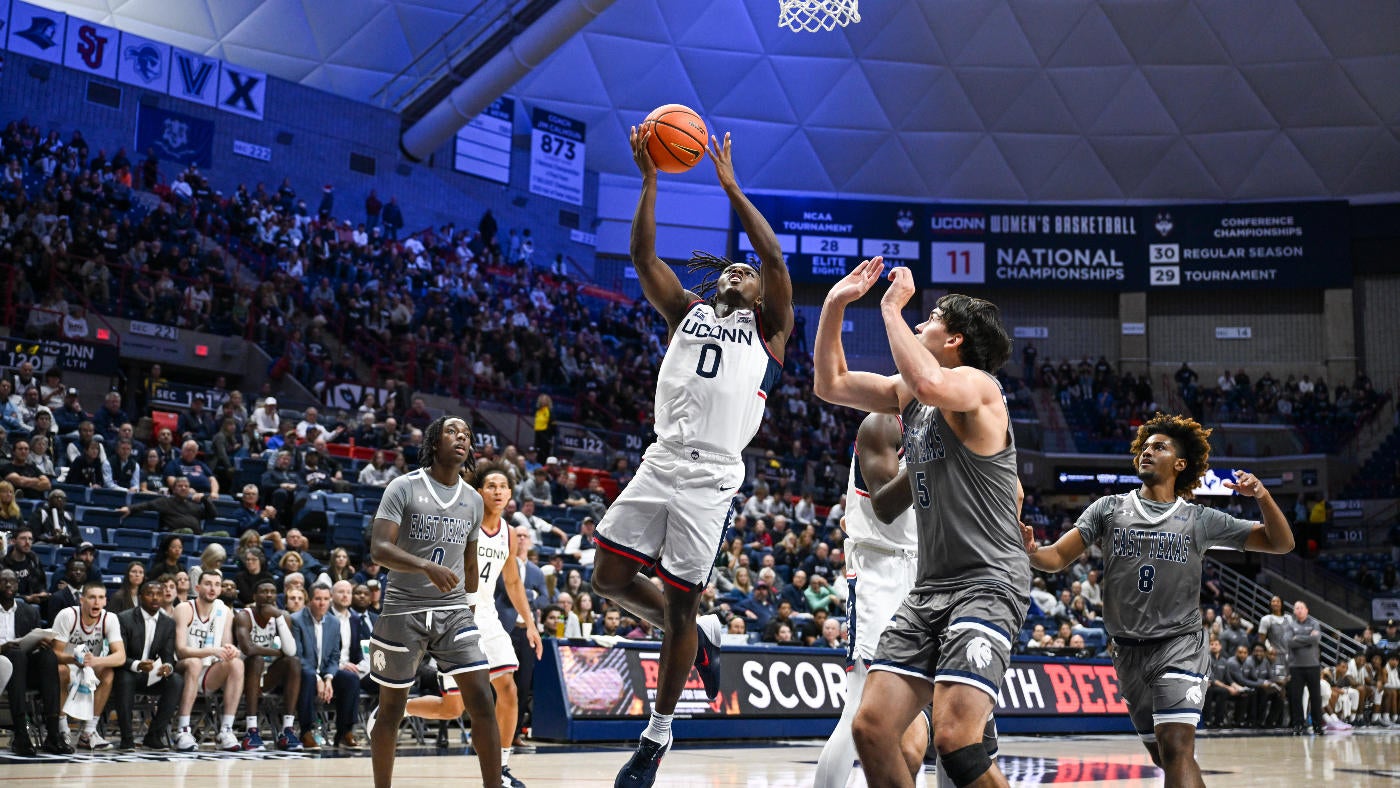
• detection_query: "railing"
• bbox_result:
[1207,555,1363,666]
[1258,551,1375,623]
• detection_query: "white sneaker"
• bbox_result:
[174,728,198,752]
[78,730,111,750]
[216,729,241,752]
[365,705,378,739]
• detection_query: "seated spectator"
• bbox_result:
[140,448,169,494]
[54,389,90,441]
[295,407,342,442]
[563,517,598,567]
[357,450,397,487]
[234,548,277,605]
[800,542,837,585]
[2,528,49,608]
[188,543,227,589]
[177,396,216,443]
[151,427,178,468]
[516,467,552,507]
[252,397,281,440]
[28,435,57,478]
[30,488,78,546]
[65,439,113,489]
[512,498,565,547]
[93,392,130,444]
[818,617,845,649]
[778,570,810,614]
[164,440,220,497]
[803,572,839,615]
[274,529,322,578]
[554,592,583,638]
[110,438,141,493]
[0,440,53,500]
[149,535,187,581]
[109,560,145,614]
[553,471,588,509]
[0,481,24,532]
[234,483,279,534]
[582,476,610,519]
[119,477,219,534]
[733,582,776,631]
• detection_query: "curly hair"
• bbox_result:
[471,458,515,493]
[1129,412,1213,500]
[422,415,470,469]
[935,293,1012,373]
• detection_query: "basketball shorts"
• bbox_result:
[846,541,918,665]
[369,607,487,689]
[440,615,517,692]
[595,441,743,592]
[870,583,1027,701]
[1112,628,1210,740]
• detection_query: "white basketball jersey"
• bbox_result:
[185,599,229,650]
[843,438,918,552]
[54,607,118,656]
[654,300,782,457]
[249,611,280,651]
[472,519,513,628]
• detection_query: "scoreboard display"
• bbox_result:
[734,195,925,282]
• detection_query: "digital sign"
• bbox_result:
[928,206,1140,289]
[735,195,925,283]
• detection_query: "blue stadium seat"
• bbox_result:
[77,507,125,529]
[31,543,58,568]
[323,493,357,514]
[113,529,158,552]
[212,498,241,519]
[103,552,142,577]
[125,512,161,531]
[88,489,131,508]
[56,483,89,502]
[78,525,110,548]
[328,512,369,557]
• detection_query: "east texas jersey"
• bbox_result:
[1075,490,1255,640]
[843,436,917,551]
[654,300,782,457]
[374,469,483,615]
[471,520,513,629]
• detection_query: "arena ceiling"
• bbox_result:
[37,0,1400,203]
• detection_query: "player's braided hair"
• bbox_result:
[1129,412,1213,500]
[688,250,756,302]
[421,415,470,469]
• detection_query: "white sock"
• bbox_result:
[178,716,191,729]
[84,718,98,734]
[283,715,296,730]
[247,716,259,732]
[501,747,512,767]
[221,714,236,731]
[642,711,673,745]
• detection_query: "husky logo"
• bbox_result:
[1154,212,1174,238]
[965,636,993,669]
[124,43,164,83]
[161,119,188,153]
[373,649,386,671]
[1186,683,1204,705]
[896,209,914,234]
[77,25,110,69]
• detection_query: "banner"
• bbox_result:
[217,63,267,120]
[529,108,585,206]
[7,1,65,64]
[738,195,925,283]
[62,16,119,78]
[455,95,514,184]
[116,31,170,90]
[1,335,119,376]
[168,48,220,106]
[1142,201,1350,289]
[136,104,213,169]
[149,381,226,410]
[928,205,1140,289]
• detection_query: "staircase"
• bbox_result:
[1207,556,1364,666]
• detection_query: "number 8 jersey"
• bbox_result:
[654,300,782,457]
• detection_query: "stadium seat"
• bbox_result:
[328,512,369,557]
[212,498,242,519]
[103,552,142,577]
[56,483,89,502]
[78,525,110,549]
[88,488,131,508]
[77,507,126,529]
[151,411,180,436]
[323,493,357,514]
[113,529,159,552]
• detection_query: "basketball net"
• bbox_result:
[778,0,859,32]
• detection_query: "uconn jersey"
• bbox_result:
[186,600,229,650]
[472,522,512,629]
[53,607,121,656]
[1074,491,1254,641]
[374,469,483,616]
[843,436,917,552]
[654,300,782,457]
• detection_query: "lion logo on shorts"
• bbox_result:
[373,649,387,671]
[1186,683,1204,705]
[966,636,993,669]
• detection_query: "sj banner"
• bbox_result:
[136,104,213,169]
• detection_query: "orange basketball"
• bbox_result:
[644,104,708,173]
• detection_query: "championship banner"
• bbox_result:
[7,1,65,64]
[927,205,1140,289]
[455,95,514,184]
[1141,201,1351,289]
[529,108,586,206]
[116,31,171,90]
[2,335,119,376]
[62,15,119,79]
[136,104,214,169]
[737,195,925,283]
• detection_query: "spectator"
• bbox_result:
[0,440,52,500]
[112,578,183,750]
[778,570,810,614]
[110,438,141,493]
[29,488,78,546]
[2,529,48,608]
[818,617,845,649]
[563,517,598,567]
[357,450,396,487]
[803,572,838,614]
[120,477,219,535]
[234,549,276,605]
[252,397,281,440]
[0,481,24,532]
[234,484,279,534]
[733,582,776,630]
[0,568,69,755]
[93,392,130,443]
[65,439,113,489]
[188,543,227,589]
[109,560,145,614]
[164,440,220,497]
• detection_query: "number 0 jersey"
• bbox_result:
[654,300,782,457]
[374,469,483,616]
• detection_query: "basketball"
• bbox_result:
[644,104,708,173]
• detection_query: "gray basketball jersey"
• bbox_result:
[374,468,482,615]
[1075,491,1254,640]
[900,394,1029,597]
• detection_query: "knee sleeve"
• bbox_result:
[940,742,993,787]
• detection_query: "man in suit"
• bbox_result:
[0,569,71,755]
[114,579,184,750]
[291,582,362,749]
[498,525,548,752]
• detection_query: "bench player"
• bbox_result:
[173,570,245,752]
[235,579,302,750]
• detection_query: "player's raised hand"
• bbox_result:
[423,562,460,593]
[825,256,885,306]
[1021,522,1038,555]
[882,265,916,311]
[1223,470,1266,498]
[629,125,657,179]
[708,131,736,189]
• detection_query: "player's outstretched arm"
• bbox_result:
[1228,471,1295,554]
[880,267,995,414]
[710,132,793,345]
[856,414,913,524]
[1021,525,1086,573]
[628,125,694,329]
[370,517,459,593]
[814,257,904,415]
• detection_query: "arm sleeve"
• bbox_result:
[1073,496,1114,549]
[277,616,296,656]
[1197,506,1257,550]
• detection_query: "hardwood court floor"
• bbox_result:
[0,729,1396,786]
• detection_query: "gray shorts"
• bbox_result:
[870,584,1027,701]
[1112,629,1210,740]
[369,607,487,689]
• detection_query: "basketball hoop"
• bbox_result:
[778,0,859,32]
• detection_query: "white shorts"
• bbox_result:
[846,541,918,664]
[440,616,516,691]
[595,441,743,591]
